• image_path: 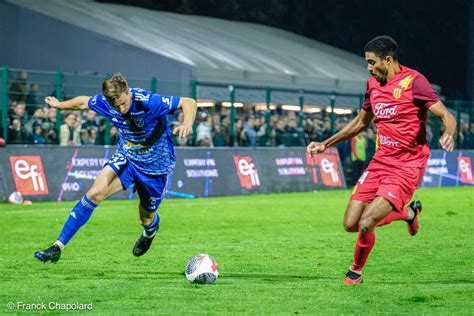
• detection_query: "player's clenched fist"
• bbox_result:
[306,142,326,157]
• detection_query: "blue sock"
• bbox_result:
[143,213,160,238]
[58,196,97,246]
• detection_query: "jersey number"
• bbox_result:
[110,155,127,171]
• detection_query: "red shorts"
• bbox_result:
[350,160,425,212]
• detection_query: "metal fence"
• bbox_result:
[1,66,473,150]
[1,67,183,145]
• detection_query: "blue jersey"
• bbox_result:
[88,88,180,175]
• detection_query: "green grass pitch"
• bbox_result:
[1,187,473,314]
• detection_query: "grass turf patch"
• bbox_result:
[1,187,473,314]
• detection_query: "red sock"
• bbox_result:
[351,231,376,272]
[376,208,409,227]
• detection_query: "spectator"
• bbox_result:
[233,118,244,146]
[274,119,286,147]
[8,116,30,144]
[110,125,119,145]
[320,119,332,141]
[309,119,322,141]
[33,125,46,144]
[212,114,226,146]
[25,83,40,115]
[283,117,305,146]
[89,127,98,145]
[241,117,257,147]
[11,101,28,123]
[80,129,90,145]
[9,71,29,102]
[256,116,270,146]
[365,128,376,166]
[79,126,98,145]
[24,108,44,136]
[335,120,351,169]
[351,131,367,181]
[460,122,472,149]
[81,109,98,131]
[270,114,279,130]
[93,119,118,145]
[196,114,213,147]
[60,113,81,146]
[42,122,59,144]
[46,107,58,126]
[7,101,16,117]
[221,115,231,146]
[95,118,107,145]
[303,118,314,145]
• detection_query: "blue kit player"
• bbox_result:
[35,73,197,263]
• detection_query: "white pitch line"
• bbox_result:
[0,207,72,215]
[0,197,306,215]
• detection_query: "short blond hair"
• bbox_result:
[102,73,128,105]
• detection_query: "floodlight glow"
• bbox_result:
[222,102,244,108]
[281,105,301,111]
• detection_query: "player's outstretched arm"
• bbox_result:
[307,109,373,157]
[429,101,456,152]
[44,96,91,111]
[173,97,197,138]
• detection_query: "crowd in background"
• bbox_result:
[5,71,119,146]
[4,71,474,162]
[170,110,379,181]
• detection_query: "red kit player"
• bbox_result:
[307,36,456,284]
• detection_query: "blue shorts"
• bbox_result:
[107,152,169,212]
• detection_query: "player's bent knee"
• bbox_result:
[343,221,358,232]
[87,187,106,204]
[359,216,375,233]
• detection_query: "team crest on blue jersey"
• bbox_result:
[134,118,144,127]
[90,96,97,105]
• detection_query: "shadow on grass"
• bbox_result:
[54,270,186,281]
[220,272,328,282]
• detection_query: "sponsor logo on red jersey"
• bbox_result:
[233,156,260,189]
[374,103,398,118]
[378,134,400,147]
[393,88,402,99]
[10,156,49,195]
[398,75,414,90]
[458,156,474,184]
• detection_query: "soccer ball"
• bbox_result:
[8,191,23,204]
[185,254,219,284]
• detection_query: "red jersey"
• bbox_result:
[362,65,439,168]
